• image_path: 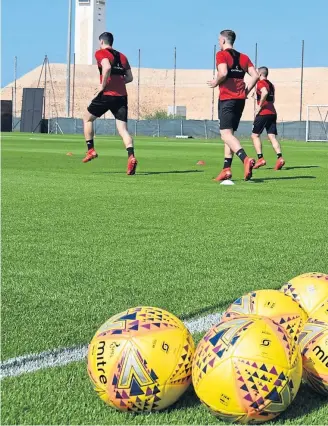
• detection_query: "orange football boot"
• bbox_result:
[214,168,232,182]
[244,157,255,181]
[253,158,267,169]
[274,157,285,170]
[127,156,138,175]
[82,149,98,163]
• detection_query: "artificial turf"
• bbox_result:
[1,133,328,424]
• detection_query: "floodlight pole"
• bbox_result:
[137,48,141,121]
[173,47,177,118]
[211,44,216,121]
[14,56,17,118]
[300,40,305,121]
[66,0,73,117]
[253,42,258,117]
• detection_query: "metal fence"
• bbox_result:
[10,116,327,140]
[42,118,320,140]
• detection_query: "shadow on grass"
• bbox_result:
[284,165,320,170]
[252,175,316,183]
[93,170,204,176]
[273,383,327,423]
[179,301,230,321]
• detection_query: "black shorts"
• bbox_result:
[252,114,278,135]
[87,93,128,122]
[218,99,245,131]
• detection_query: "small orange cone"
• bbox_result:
[197,160,206,166]
[66,152,73,156]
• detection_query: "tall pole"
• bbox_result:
[253,42,258,116]
[66,0,73,117]
[137,49,141,121]
[211,44,216,121]
[300,40,305,121]
[44,56,48,119]
[72,53,76,118]
[173,47,177,118]
[14,56,17,118]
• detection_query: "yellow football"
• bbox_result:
[87,306,194,412]
[298,301,328,395]
[192,316,302,424]
[222,289,307,349]
[281,272,328,315]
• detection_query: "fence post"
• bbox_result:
[204,120,208,139]
[282,119,284,140]
[135,120,137,137]
[157,119,160,137]
[305,105,309,142]
[181,119,183,136]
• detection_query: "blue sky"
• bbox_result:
[1,0,328,87]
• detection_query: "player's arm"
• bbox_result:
[100,58,111,91]
[124,69,133,84]
[258,87,268,108]
[208,63,228,88]
[245,66,259,96]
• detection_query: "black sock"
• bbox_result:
[257,153,263,159]
[223,158,232,169]
[127,147,135,158]
[86,140,94,151]
[277,153,282,159]
[236,148,247,163]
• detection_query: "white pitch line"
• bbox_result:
[0,312,222,379]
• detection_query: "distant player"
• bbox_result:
[83,32,137,175]
[208,30,259,181]
[252,67,285,170]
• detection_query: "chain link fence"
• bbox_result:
[37,117,318,140]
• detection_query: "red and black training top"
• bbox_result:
[95,48,131,96]
[256,79,277,115]
[216,49,254,100]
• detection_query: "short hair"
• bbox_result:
[99,32,114,46]
[220,30,236,45]
[258,66,269,77]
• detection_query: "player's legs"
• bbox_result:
[266,116,285,170]
[84,111,96,141]
[214,143,233,181]
[82,111,98,163]
[268,134,285,170]
[268,133,281,154]
[220,100,254,181]
[251,133,266,169]
[83,92,110,163]
[217,99,255,181]
[115,119,133,150]
[251,115,267,169]
[116,120,138,175]
[110,95,138,174]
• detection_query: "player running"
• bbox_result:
[251,67,285,170]
[208,30,259,181]
[83,32,137,175]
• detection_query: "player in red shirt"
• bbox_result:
[208,30,259,181]
[252,67,285,170]
[82,32,137,175]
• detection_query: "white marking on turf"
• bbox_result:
[0,312,222,379]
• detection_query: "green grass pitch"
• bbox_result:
[1,133,328,424]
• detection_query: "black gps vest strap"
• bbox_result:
[98,48,125,76]
[257,80,275,102]
[226,49,245,80]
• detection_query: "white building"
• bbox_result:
[75,0,107,65]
